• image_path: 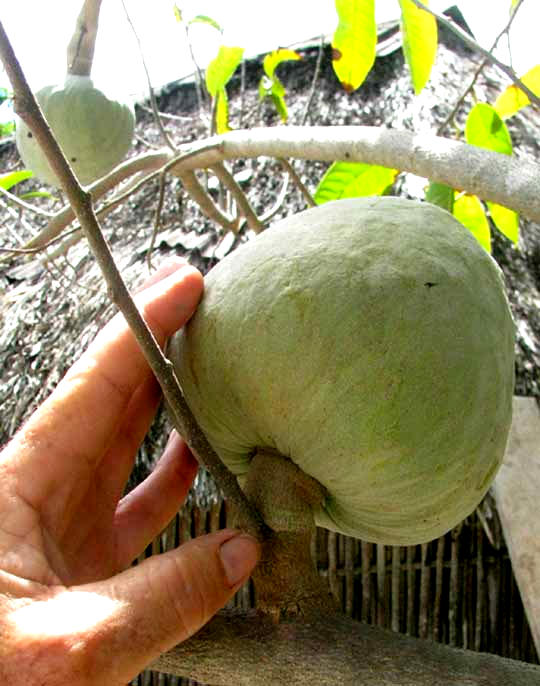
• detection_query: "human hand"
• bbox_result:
[0,259,260,685]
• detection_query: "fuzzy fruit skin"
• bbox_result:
[15,75,135,187]
[170,197,515,545]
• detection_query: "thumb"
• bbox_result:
[84,529,260,684]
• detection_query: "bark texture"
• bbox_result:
[152,609,540,685]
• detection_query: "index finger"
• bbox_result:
[2,261,203,505]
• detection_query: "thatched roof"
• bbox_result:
[1,19,539,508]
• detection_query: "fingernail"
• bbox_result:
[220,534,260,587]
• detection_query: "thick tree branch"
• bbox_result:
[152,609,540,685]
[18,124,540,256]
[180,127,540,222]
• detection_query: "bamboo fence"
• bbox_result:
[132,499,538,685]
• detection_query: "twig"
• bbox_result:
[23,151,170,250]
[0,225,81,255]
[278,158,316,207]
[0,185,55,217]
[210,163,263,233]
[0,19,269,542]
[410,0,540,109]
[182,22,209,123]
[120,0,176,152]
[238,58,247,129]
[437,0,526,133]
[146,170,168,271]
[259,173,290,223]
[178,169,238,233]
[301,35,325,126]
[137,104,194,123]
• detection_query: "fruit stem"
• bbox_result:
[242,449,337,619]
[66,0,103,77]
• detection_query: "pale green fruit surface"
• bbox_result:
[15,75,134,187]
[170,197,515,545]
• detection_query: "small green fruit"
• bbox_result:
[16,75,135,187]
[170,197,515,545]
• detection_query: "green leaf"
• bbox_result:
[453,193,491,253]
[331,0,376,92]
[487,202,519,244]
[425,182,454,213]
[494,64,540,119]
[20,190,54,200]
[314,162,397,204]
[0,121,15,138]
[0,87,9,106]
[0,169,33,190]
[465,103,513,156]
[398,0,438,94]
[258,49,300,122]
[205,46,244,97]
[263,49,301,79]
[189,14,223,33]
[215,89,231,134]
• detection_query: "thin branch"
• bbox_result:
[259,173,290,223]
[278,158,315,208]
[0,185,55,217]
[146,170,167,271]
[120,0,176,152]
[0,225,81,255]
[23,150,169,250]
[301,35,325,126]
[21,144,223,253]
[410,0,540,109]
[179,169,238,233]
[437,0,527,133]
[210,163,263,233]
[0,19,269,542]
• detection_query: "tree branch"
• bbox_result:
[14,123,540,260]
[410,0,540,109]
[0,19,269,542]
[438,0,526,133]
[170,127,540,222]
[151,608,540,685]
[66,0,102,77]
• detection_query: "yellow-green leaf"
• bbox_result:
[314,162,398,204]
[465,103,513,156]
[487,202,519,244]
[0,169,33,190]
[453,193,491,253]
[263,49,301,79]
[173,3,182,22]
[332,0,376,92]
[494,64,540,119]
[259,49,300,122]
[215,89,231,134]
[205,46,244,97]
[398,0,438,94]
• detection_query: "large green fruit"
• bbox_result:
[170,197,515,545]
[16,75,135,187]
